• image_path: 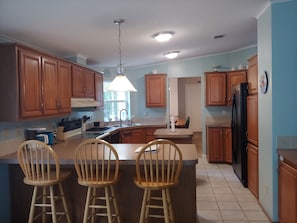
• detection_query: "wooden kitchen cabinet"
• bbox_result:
[145,127,158,143]
[226,70,247,106]
[207,127,232,163]
[72,65,95,98]
[247,95,258,146]
[120,128,146,143]
[205,71,246,106]
[224,128,232,163]
[279,160,297,223]
[0,43,73,120]
[247,143,258,198]
[95,72,104,109]
[18,47,43,118]
[145,73,166,107]
[57,61,72,113]
[247,55,258,95]
[42,56,59,115]
[205,72,226,106]
[207,127,224,162]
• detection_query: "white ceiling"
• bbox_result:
[0,0,268,69]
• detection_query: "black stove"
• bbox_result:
[86,126,111,132]
[83,132,106,139]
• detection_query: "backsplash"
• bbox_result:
[277,136,297,148]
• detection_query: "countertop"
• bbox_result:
[0,136,198,166]
[278,148,297,168]
[154,128,194,138]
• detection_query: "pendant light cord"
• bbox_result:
[118,21,122,71]
[115,19,124,74]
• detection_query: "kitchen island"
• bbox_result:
[0,137,198,223]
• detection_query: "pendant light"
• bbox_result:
[108,19,137,92]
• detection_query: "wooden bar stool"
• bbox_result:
[134,139,183,223]
[17,140,71,223]
[74,139,121,223]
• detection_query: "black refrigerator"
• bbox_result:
[231,83,248,187]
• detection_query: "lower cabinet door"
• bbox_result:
[247,143,258,198]
[279,161,297,223]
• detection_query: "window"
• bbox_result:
[103,81,131,122]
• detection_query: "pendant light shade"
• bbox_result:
[108,75,137,92]
[108,19,137,92]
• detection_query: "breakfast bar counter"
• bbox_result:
[0,138,198,223]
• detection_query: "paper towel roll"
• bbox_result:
[170,116,175,132]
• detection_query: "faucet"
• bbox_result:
[119,109,128,127]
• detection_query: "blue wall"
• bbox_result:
[258,0,297,220]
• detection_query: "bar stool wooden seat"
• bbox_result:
[17,140,71,223]
[134,139,183,223]
[74,139,121,223]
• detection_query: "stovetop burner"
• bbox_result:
[83,132,105,139]
[86,126,111,132]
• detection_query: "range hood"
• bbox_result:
[71,98,100,108]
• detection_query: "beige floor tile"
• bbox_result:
[235,193,258,202]
[196,193,216,201]
[199,220,224,223]
[212,185,233,194]
[244,210,270,221]
[197,201,219,210]
[214,193,237,202]
[217,201,241,210]
[198,210,222,221]
[220,210,247,221]
[238,201,263,211]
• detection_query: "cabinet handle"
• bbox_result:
[40,102,44,111]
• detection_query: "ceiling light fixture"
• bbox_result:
[164,51,180,59]
[108,19,137,92]
[152,31,175,42]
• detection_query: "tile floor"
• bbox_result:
[196,157,270,223]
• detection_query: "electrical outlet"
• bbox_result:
[264,185,269,195]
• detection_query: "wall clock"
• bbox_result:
[259,70,268,94]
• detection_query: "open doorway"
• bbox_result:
[169,77,202,156]
[169,77,202,132]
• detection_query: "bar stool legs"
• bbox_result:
[83,185,121,223]
[28,183,71,223]
[139,188,175,223]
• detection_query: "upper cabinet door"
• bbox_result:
[42,56,59,115]
[226,70,247,106]
[145,74,167,107]
[72,65,85,97]
[205,72,226,106]
[57,61,72,113]
[248,55,258,95]
[83,69,95,98]
[72,65,95,98]
[19,48,43,118]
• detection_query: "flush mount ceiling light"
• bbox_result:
[152,31,175,42]
[108,19,137,92]
[164,51,180,59]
